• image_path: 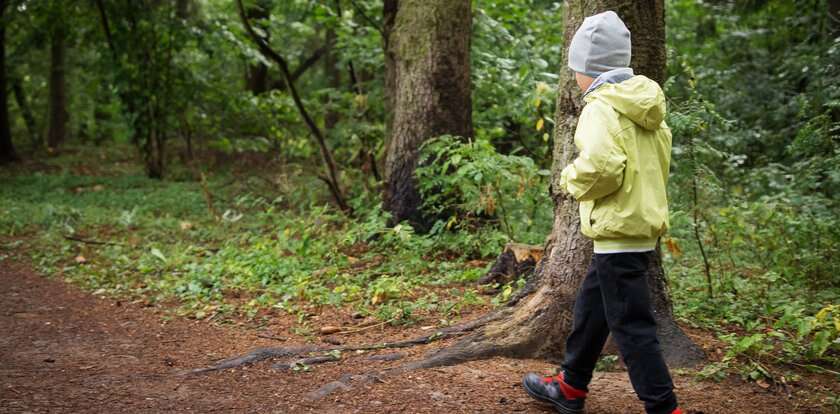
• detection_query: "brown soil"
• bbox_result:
[0,259,833,413]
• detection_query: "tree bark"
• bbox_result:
[382,0,398,136]
[0,0,18,164]
[47,24,68,151]
[382,0,473,229]
[411,0,703,370]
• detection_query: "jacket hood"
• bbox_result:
[585,75,666,130]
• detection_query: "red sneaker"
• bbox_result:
[522,372,586,414]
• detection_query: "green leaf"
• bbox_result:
[150,248,167,263]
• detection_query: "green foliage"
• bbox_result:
[664,0,840,375]
[0,149,490,326]
[416,135,552,245]
[472,0,563,162]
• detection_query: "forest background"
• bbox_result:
[0,0,838,409]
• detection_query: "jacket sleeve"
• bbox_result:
[558,104,627,201]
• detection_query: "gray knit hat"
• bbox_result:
[568,11,632,77]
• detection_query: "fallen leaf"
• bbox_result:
[179,221,194,231]
[665,238,682,257]
[75,255,87,264]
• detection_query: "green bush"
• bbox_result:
[416,135,552,245]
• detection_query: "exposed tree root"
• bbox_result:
[306,265,706,401]
[183,345,320,375]
[306,309,541,401]
[183,311,502,376]
[306,288,563,401]
[186,249,703,403]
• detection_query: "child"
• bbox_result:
[521,11,683,414]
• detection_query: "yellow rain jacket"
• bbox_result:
[559,75,671,253]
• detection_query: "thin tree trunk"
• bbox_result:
[176,0,192,20]
[0,0,18,164]
[382,0,473,229]
[323,19,340,131]
[145,124,164,179]
[408,0,703,370]
[47,24,68,150]
[11,77,38,148]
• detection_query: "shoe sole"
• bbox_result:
[521,378,584,414]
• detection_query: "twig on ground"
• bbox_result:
[257,334,287,341]
[62,234,125,247]
[336,319,394,335]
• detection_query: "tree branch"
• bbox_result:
[348,0,384,36]
[93,0,117,61]
[235,0,350,213]
[289,43,331,82]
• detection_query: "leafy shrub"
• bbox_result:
[416,135,552,245]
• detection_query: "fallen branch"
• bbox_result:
[273,355,339,371]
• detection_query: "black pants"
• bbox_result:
[561,252,677,414]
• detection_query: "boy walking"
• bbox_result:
[522,11,682,414]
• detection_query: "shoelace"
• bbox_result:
[541,373,587,399]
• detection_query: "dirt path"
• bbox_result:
[0,258,828,413]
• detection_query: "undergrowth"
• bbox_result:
[0,147,494,328]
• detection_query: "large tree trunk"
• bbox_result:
[382,0,473,229]
[47,24,68,151]
[0,0,18,165]
[413,0,703,370]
